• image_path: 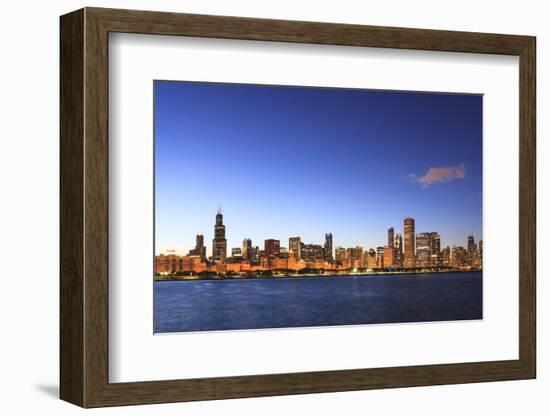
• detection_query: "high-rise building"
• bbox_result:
[416,232,431,268]
[188,233,206,260]
[452,245,467,268]
[211,208,227,262]
[388,227,394,248]
[242,238,252,260]
[366,248,377,269]
[289,237,302,260]
[467,235,476,252]
[302,244,324,262]
[250,246,259,262]
[383,246,395,268]
[430,232,441,267]
[376,246,385,269]
[466,235,479,268]
[324,233,333,262]
[404,217,416,268]
[394,232,403,267]
[345,246,363,269]
[264,239,280,258]
[335,246,347,264]
[231,247,242,257]
[441,246,451,267]
[346,246,363,262]
[416,232,441,268]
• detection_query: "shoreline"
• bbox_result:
[154,269,482,282]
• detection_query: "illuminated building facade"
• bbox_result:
[404,217,416,268]
[416,232,441,268]
[289,237,301,260]
[376,246,385,269]
[383,246,395,268]
[335,246,346,264]
[430,232,441,267]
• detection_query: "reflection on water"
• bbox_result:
[154,272,482,333]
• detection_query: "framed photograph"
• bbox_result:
[60,7,536,407]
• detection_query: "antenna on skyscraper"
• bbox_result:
[217,204,222,214]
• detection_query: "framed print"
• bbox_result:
[60,7,536,408]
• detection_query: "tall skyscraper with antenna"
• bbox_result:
[211,207,227,262]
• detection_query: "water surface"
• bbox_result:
[154,272,482,333]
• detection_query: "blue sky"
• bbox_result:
[154,81,482,255]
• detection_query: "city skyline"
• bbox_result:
[155,209,482,276]
[155,81,482,255]
[156,208,481,261]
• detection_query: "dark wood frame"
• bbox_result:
[60,7,536,408]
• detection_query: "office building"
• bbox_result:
[242,238,252,260]
[324,233,334,262]
[211,208,227,262]
[302,244,324,262]
[388,227,394,248]
[264,239,281,258]
[188,233,206,260]
[404,217,416,268]
[289,237,302,260]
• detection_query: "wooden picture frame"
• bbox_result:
[60,7,536,408]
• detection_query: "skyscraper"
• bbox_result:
[289,237,302,260]
[430,232,441,267]
[404,217,416,268]
[302,244,324,262]
[387,227,394,248]
[394,232,403,267]
[416,232,432,268]
[264,239,280,258]
[467,235,476,252]
[242,238,252,260]
[188,233,206,260]
[366,248,377,269]
[376,246,385,269]
[441,246,451,267]
[211,208,227,262]
[324,233,333,262]
[251,246,259,262]
[416,232,441,268]
[335,246,347,264]
[452,245,467,268]
[383,246,395,268]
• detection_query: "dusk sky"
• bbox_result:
[154,81,482,255]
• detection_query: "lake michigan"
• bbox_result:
[154,272,482,333]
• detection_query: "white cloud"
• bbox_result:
[409,164,466,188]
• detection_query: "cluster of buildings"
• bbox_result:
[155,210,482,276]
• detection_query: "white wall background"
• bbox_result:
[0,0,545,414]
